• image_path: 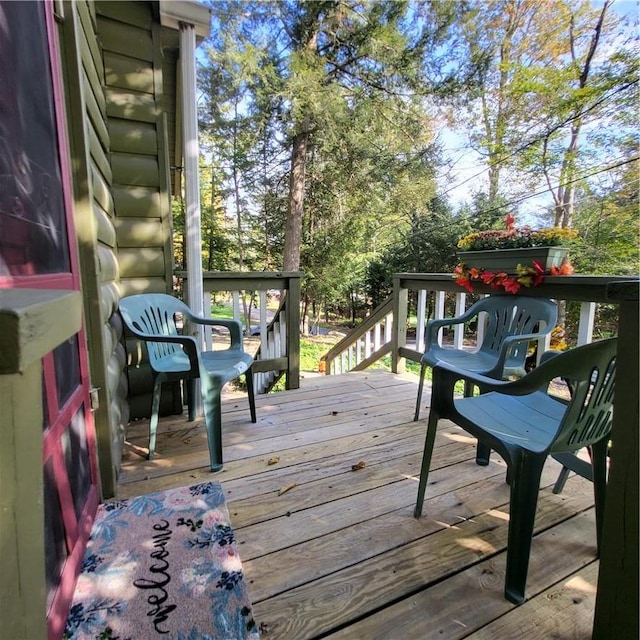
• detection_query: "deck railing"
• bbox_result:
[320,296,394,375]
[320,273,638,376]
[177,271,303,393]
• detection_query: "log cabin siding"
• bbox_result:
[114,217,167,246]
[97,1,181,424]
[98,3,172,293]
[104,51,155,93]
[111,152,160,187]
[58,0,129,497]
[109,119,158,155]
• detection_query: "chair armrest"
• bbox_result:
[424,311,477,349]
[182,313,244,348]
[432,359,555,398]
[125,330,200,371]
[485,331,551,377]
[539,349,564,365]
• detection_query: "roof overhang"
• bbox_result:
[158,0,211,42]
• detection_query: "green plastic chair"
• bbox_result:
[414,295,558,466]
[119,293,256,471]
[414,337,617,604]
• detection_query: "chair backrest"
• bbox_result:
[119,293,193,367]
[475,295,558,366]
[546,338,617,453]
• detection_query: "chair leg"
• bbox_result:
[148,378,162,459]
[246,368,257,423]
[552,466,571,494]
[503,453,546,604]
[414,362,428,421]
[463,379,475,397]
[469,381,492,466]
[186,378,197,421]
[202,384,224,472]
[414,410,440,518]
[590,439,608,555]
[476,441,491,466]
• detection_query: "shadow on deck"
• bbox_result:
[117,370,598,640]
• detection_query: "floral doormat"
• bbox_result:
[64,482,259,640]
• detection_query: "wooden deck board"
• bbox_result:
[116,370,599,639]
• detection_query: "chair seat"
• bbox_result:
[424,348,500,373]
[154,349,253,384]
[200,350,253,385]
[455,390,566,453]
[154,350,193,374]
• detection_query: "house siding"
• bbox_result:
[97,1,181,422]
[58,0,129,498]
[97,4,173,296]
[58,0,187,492]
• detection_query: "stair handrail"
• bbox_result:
[321,296,393,375]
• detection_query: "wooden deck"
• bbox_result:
[117,370,598,639]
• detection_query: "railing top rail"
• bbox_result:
[393,273,639,304]
[175,271,304,292]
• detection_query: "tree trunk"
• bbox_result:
[283,122,309,271]
[232,101,245,270]
[553,1,609,228]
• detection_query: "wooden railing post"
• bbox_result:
[285,274,300,390]
[178,271,303,394]
[392,275,408,373]
[593,281,639,640]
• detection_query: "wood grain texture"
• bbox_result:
[116,370,600,639]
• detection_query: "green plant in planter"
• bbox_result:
[457,214,578,251]
[454,214,577,293]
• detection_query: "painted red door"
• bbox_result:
[0,2,99,638]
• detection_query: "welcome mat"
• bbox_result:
[64,482,260,640]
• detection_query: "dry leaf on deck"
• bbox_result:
[267,456,280,466]
[278,483,297,496]
[351,461,366,471]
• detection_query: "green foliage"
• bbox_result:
[191,0,637,327]
[365,197,460,305]
[457,226,578,251]
[571,159,640,276]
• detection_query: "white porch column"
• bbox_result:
[180,21,204,346]
[180,20,204,417]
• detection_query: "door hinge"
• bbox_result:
[90,387,100,411]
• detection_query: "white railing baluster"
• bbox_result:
[203,291,212,351]
[374,323,382,351]
[578,301,596,345]
[259,290,268,353]
[434,291,446,345]
[476,294,488,347]
[453,292,466,349]
[279,313,286,356]
[416,289,428,352]
[385,312,393,343]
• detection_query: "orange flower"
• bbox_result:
[455,276,474,293]
[452,256,568,294]
[559,257,574,275]
[503,277,521,293]
[531,260,545,274]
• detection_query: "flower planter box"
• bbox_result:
[458,247,570,273]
